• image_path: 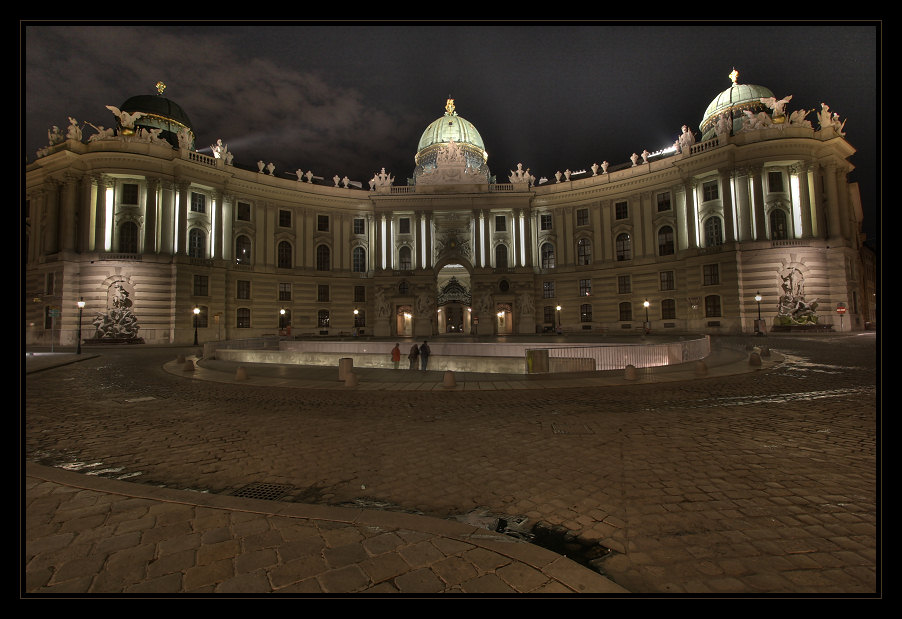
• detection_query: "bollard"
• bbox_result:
[443,370,457,388]
[182,359,195,372]
[344,372,359,387]
[748,352,762,367]
[694,360,708,376]
[624,364,638,380]
[235,366,248,381]
[338,357,354,381]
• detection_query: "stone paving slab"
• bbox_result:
[24,462,626,595]
[23,335,878,597]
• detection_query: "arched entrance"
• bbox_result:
[436,264,472,335]
[396,305,414,337]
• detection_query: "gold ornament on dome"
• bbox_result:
[729,68,739,84]
[155,81,166,95]
[445,98,455,115]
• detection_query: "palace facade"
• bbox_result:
[24,72,875,347]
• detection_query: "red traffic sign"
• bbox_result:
[836,306,847,314]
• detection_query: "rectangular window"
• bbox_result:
[619,302,633,322]
[579,279,591,297]
[656,192,672,212]
[317,284,330,302]
[236,202,251,221]
[121,183,139,205]
[703,264,720,286]
[544,306,555,324]
[618,275,631,294]
[279,209,291,227]
[193,274,209,296]
[615,201,629,220]
[540,213,553,230]
[659,270,675,291]
[237,280,251,299]
[317,215,330,232]
[399,217,410,234]
[768,171,784,193]
[191,192,206,213]
[661,299,676,320]
[705,295,722,317]
[354,285,366,303]
[354,310,366,328]
[194,305,208,328]
[279,283,291,301]
[353,218,365,235]
[580,303,592,322]
[703,180,719,201]
[495,215,506,231]
[45,272,55,295]
[543,281,555,298]
[576,208,589,226]
[236,308,250,328]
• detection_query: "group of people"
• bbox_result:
[391,341,431,371]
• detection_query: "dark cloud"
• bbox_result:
[24,23,878,242]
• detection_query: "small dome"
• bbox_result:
[118,82,195,149]
[700,69,774,140]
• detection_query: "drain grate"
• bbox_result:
[551,422,595,435]
[230,482,293,501]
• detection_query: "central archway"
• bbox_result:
[436,263,472,335]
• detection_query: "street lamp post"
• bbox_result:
[353,308,359,336]
[193,306,200,346]
[76,298,85,355]
[555,305,562,334]
[754,291,763,336]
[643,299,650,334]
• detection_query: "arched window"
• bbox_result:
[495,244,508,269]
[619,301,633,322]
[277,241,292,268]
[188,228,205,258]
[352,246,366,272]
[398,281,409,295]
[577,238,592,265]
[541,243,555,269]
[616,233,632,261]
[657,226,674,256]
[235,235,251,264]
[316,244,330,271]
[770,209,788,240]
[119,221,138,253]
[704,217,723,247]
[399,246,412,270]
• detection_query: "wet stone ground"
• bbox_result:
[24,334,878,595]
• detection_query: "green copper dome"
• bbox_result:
[118,82,195,149]
[700,69,774,139]
[416,99,487,164]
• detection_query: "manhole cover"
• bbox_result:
[230,482,293,501]
[551,422,594,435]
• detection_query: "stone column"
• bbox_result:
[58,174,78,253]
[481,210,490,268]
[176,182,190,255]
[159,180,174,256]
[750,167,767,240]
[822,163,842,240]
[43,179,60,255]
[792,163,813,238]
[374,214,384,271]
[415,210,424,269]
[144,178,159,254]
[683,180,698,249]
[719,169,735,243]
[93,176,108,252]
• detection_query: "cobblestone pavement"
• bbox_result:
[23,334,879,596]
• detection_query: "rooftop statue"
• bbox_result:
[66,117,82,141]
[105,105,145,130]
[760,95,793,117]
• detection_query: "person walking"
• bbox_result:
[391,343,401,369]
[408,343,420,369]
[419,340,431,371]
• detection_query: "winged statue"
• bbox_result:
[105,105,146,129]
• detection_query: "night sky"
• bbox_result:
[22,22,879,245]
